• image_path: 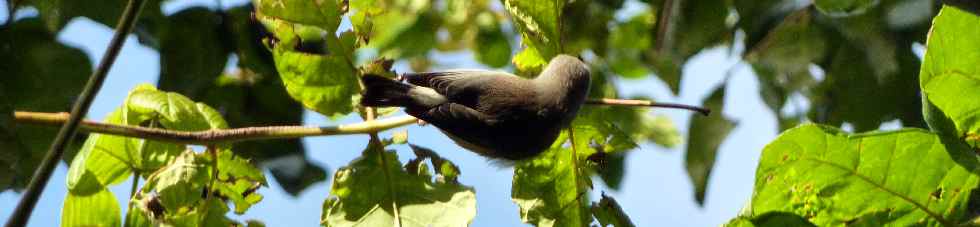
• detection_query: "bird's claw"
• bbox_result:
[416,119,428,126]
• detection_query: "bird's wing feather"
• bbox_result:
[404,70,516,95]
[411,103,498,152]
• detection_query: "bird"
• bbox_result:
[359,54,591,160]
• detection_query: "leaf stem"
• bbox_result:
[129,171,139,201]
[4,0,147,225]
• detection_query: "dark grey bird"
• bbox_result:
[360,54,591,160]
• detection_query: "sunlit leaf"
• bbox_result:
[271,45,359,117]
[512,140,590,227]
[62,187,121,227]
[920,5,980,146]
[503,0,563,59]
[591,193,635,227]
[253,0,345,32]
[724,212,816,227]
[749,124,980,225]
[513,46,548,76]
[321,143,476,226]
[142,151,211,212]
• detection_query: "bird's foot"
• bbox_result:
[416,119,428,126]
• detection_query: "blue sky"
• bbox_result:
[0,0,788,226]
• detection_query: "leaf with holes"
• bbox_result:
[321,143,476,226]
[512,138,591,227]
[748,124,980,226]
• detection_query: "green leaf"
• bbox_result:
[254,0,345,32]
[23,0,166,33]
[66,133,132,193]
[591,193,635,227]
[215,178,264,214]
[157,7,230,99]
[321,143,477,226]
[512,140,590,227]
[125,194,155,227]
[745,10,827,79]
[369,10,439,58]
[126,84,230,131]
[503,0,563,59]
[814,0,878,17]
[749,124,980,226]
[142,151,212,212]
[648,0,729,94]
[474,11,512,68]
[607,11,655,79]
[272,45,359,117]
[920,5,980,146]
[513,46,548,76]
[61,187,121,227]
[724,212,816,227]
[217,149,266,184]
[212,149,267,213]
[685,85,736,205]
[0,18,91,190]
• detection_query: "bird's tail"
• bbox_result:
[360,74,414,107]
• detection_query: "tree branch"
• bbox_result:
[5,0,147,225]
[585,98,711,116]
[11,99,708,145]
[14,111,418,145]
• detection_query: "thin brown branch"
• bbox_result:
[14,111,418,145]
[585,98,711,116]
[11,99,706,145]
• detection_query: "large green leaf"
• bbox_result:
[157,7,231,99]
[473,11,511,68]
[920,5,980,146]
[607,11,655,79]
[142,151,211,212]
[65,133,132,194]
[253,0,345,32]
[321,143,476,226]
[685,85,736,206]
[744,10,826,82]
[647,0,729,94]
[0,18,91,191]
[512,139,591,227]
[749,124,980,226]
[271,45,359,117]
[503,0,563,61]
[61,187,121,227]
[22,0,166,33]
[725,212,816,227]
[126,84,230,131]
[368,8,439,59]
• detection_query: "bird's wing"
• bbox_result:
[404,70,516,95]
[410,102,497,150]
